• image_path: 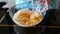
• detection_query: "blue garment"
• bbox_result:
[16,0,59,9]
[16,0,44,10]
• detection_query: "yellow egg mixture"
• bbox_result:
[13,9,43,25]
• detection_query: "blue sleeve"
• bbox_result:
[15,0,47,10]
[16,0,33,10]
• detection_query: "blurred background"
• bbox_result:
[0,0,15,8]
[0,0,60,34]
[0,0,59,9]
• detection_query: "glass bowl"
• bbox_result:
[8,0,48,27]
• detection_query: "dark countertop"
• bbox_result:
[0,8,60,34]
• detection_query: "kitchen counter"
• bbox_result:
[0,7,60,34]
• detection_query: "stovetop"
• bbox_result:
[0,2,60,34]
[0,9,60,34]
